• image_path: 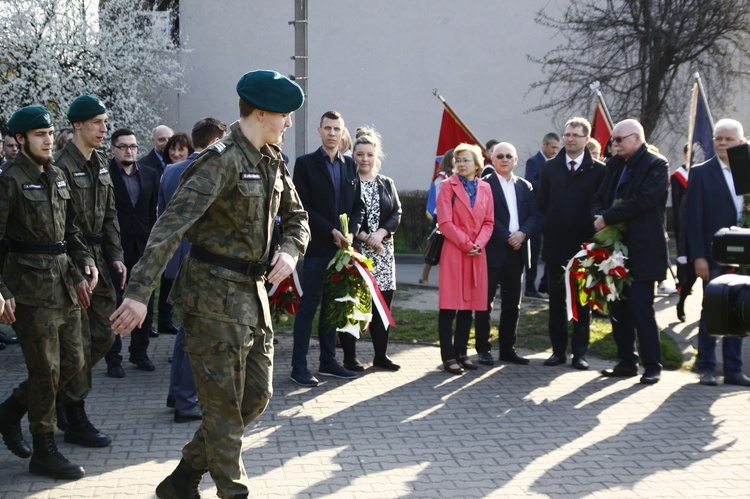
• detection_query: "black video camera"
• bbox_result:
[704,143,750,337]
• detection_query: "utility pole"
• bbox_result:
[290,0,307,159]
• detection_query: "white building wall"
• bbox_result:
[164,0,750,191]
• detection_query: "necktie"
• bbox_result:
[569,160,576,175]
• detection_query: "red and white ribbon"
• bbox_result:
[267,269,303,299]
[352,260,397,329]
[565,244,591,322]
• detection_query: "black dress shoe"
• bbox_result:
[344,360,366,372]
[640,371,661,384]
[524,290,545,299]
[149,328,159,338]
[0,329,18,344]
[544,353,566,366]
[129,356,155,371]
[699,372,718,386]
[106,363,125,378]
[443,360,463,375]
[174,406,202,423]
[0,342,5,350]
[724,372,750,387]
[477,352,495,366]
[457,356,478,370]
[676,300,686,322]
[601,363,638,377]
[158,322,179,335]
[373,356,401,371]
[499,349,530,365]
[571,357,590,370]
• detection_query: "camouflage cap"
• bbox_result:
[7,105,55,134]
[67,95,107,123]
[236,70,304,113]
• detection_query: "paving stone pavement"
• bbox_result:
[1,260,749,498]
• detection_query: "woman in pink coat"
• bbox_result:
[436,143,494,375]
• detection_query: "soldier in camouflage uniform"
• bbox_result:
[52,95,127,447]
[110,70,309,499]
[0,105,98,480]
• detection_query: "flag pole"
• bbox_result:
[432,88,485,154]
[693,72,715,129]
[589,81,614,129]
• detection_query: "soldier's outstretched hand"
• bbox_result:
[267,251,295,284]
[110,298,147,337]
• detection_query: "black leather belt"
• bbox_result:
[190,245,269,277]
[83,232,104,244]
[8,240,67,255]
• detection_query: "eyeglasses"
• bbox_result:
[113,144,138,151]
[563,133,587,139]
[612,133,637,144]
[495,153,514,159]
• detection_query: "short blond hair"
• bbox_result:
[453,143,483,176]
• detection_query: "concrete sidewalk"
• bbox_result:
[1,258,749,498]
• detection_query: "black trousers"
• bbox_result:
[610,280,661,373]
[547,262,590,358]
[438,309,472,361]
[475,250,524,354]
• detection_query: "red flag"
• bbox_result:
[432,94,483,180]
[590,97,613,152]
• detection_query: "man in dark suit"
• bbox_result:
[524,132,560,297]
[137,125,173,176]
[475,142,540,366]
[104,128,160,377]
[290,110,366,387]
[538,118,605,370]
[686,118,750,387]
[592,119,669,385]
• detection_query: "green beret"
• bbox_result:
[67,95,107,123]
[7,105,55,134]
[236,70,304,113]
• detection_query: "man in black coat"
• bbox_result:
[475,142,540,366]
[537,118,605,370]
[137,125,173,176]
[290,110,366,387]
[104,128,160,377]
[524,132,560,297]
[592,119,669,385]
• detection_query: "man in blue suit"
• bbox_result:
[159,117,227,422]
[475,142,541,365]
[290,110,366,387]
[524,132,559,297]
[686,118,750,387]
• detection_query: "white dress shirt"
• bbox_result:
[497,172,520,233]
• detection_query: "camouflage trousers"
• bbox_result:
[58,283,116,402]
[181,312,273,498]
[12,299,84,435]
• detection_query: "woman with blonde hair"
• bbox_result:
[339,126,402,371]
[436,143,494,374]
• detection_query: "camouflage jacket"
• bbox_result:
[0,153,95,307]
[55,141,124,292]
[125,121,310,326]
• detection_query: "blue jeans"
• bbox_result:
[291,256,338,371]
[696,268,744,375]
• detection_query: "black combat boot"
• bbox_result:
[155,459,207,499]
[29,432,85,479]
[64,400,112,447]
[0,395,32,458]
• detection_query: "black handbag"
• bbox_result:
[424,225,444,265]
